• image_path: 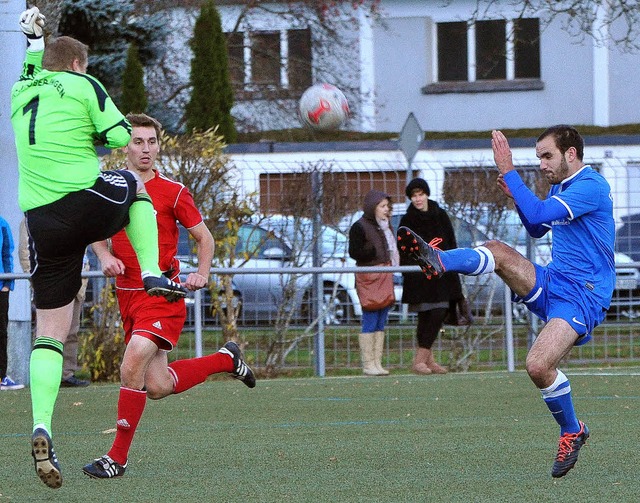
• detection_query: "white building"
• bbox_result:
[190,1,640,133]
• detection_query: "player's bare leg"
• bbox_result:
[83,338,255,479]
[527,319,589,477]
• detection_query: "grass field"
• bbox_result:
[2,369,640,502]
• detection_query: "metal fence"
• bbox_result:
[5,148,640,376]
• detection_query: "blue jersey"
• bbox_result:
[507,166,615,308]
[544,167,615,308]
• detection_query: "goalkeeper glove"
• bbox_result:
[19,7,46,50]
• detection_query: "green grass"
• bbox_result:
[2,369,640,502]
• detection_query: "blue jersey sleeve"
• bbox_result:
[504,171,569,226]
[1,219,15,291]
[515,206,549,238]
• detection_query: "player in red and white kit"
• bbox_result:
[83,114,255,479]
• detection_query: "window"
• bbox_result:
[287,29,312,91]
[426,18,542,93]
[476,20,506,80]
[226,31,245,87]
[225,28,312,96]
[514,18,540,79]
[251,31,281,86]
[437,22,467,81]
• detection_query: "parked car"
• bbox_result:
[608,251,640,318]
[612,212,640,318]
[616,212,640,263]
[180,216,364,326]
[245,215,362,324]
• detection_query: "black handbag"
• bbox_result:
[443,297,474,326]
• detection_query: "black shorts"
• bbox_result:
[25,170,138,309]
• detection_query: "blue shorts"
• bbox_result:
[512,264,607,346]
[361,307,390,332]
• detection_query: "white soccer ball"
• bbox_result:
[298,83,350,130]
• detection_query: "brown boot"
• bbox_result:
[424,348,448,374]
[412,347,432,375]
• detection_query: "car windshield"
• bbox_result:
[261,216,349,257]
[237,224,289,258]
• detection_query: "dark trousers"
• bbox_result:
[416,308,448,349]
[0,290,8,378]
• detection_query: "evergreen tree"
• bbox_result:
[59,0,165,101]
[185,0,237,143]
[120,43,148,114]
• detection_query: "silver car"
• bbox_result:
[180,216,360,325]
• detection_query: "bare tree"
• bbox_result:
[160,128,259,341]
[466,0,640,52]
[256,162,356,375]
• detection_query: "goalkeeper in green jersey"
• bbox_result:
[10,7,187,490]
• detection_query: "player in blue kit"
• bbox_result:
[397,125,615,478]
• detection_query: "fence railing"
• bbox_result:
[3,261,639,379]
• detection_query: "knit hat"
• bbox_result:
[405,178,430,198]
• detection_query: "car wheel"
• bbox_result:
[324,286,353,325]
[302,285,354,325]
[512,303,528,323]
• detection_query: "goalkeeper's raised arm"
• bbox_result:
[19,6,45,50]
[16,6,46,81]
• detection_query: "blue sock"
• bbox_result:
[540,370,580,435]
[440,246,495,275]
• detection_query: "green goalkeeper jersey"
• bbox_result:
[11,49,132,211]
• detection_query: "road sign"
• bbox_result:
[399,113,424,164]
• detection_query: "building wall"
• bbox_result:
[227,136,640,230]
[608,48,640,125]
[372,1,611,132]
[152,1,640,133]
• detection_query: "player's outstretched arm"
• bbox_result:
[503,171,569,226]
[515,206,549,239]
[95,117,132,150]
[85,75,131,149]
[184,222,214,292]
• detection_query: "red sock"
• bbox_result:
[168,352,233,394]
[107,387,147,465]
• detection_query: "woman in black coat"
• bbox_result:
[400,178,463,374]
